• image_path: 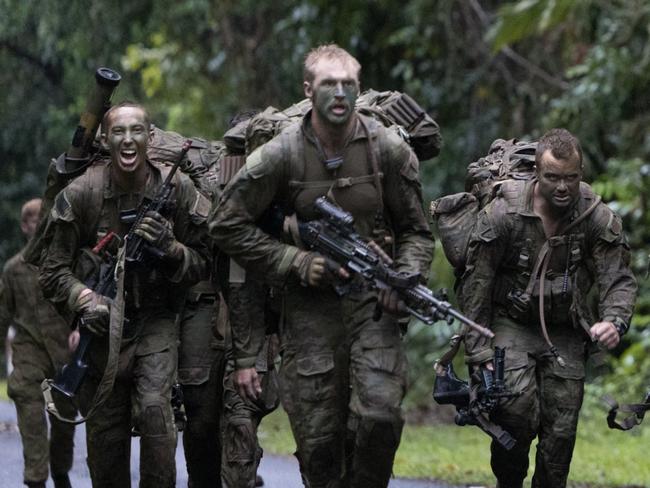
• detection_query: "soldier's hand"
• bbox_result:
[68,329,81,352]
[590,321,620,349]
[292,251,349,287]
[134,211,183,260]
[377,288,406,315]
[75,289,111,337]
[234,367,262,402]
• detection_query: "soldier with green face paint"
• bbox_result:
[0,198,76,488]
[459,129,637,488]
[39,101,210,488]
[209,44,434,488]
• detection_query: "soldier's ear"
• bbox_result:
[99,132,109,152]
[304,81,313,99]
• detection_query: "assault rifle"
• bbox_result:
[298,197,494,338]
[433,346,519,449]
[51,140,192,398]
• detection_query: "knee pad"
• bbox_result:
[138,405,169,436]
[355,415,404,450]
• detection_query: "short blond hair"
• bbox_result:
[21,198,42,224]
[303,44,361,83]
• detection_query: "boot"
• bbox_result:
[52,473,73,488]
[255,474,264,486]
[25,481,46,488]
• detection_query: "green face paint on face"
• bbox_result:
[313,80,359,126]
[104,107,150,175]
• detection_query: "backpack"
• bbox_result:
[430,138,537,273]
[222,90,442,161]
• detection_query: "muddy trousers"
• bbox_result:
[8,343,75,484]
[490,318,586,488]
[182,353,226,488]
[221,362,279,488]
[81,335,178,488]
[279,286,408,488]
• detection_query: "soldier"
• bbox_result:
[0,198,76,488]
[39,101,210,487]
[459,128,637,487]
[209,44,434,487]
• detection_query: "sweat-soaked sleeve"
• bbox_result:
[208,138,301,287]
[589,204,637,331]
[381,129,434,278]
[458,200,508,365]
[164,174,211,286]
[38,189,87,314]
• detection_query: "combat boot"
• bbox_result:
[25,481,46,488]
[255,474,264,486]
[52,473,72,488]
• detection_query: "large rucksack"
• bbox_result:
[430,138,537,274]
[223,89,442,161]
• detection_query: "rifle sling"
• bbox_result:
[43,244,127,424]
[602,394,650,431]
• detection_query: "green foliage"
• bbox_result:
[259,398,650,487]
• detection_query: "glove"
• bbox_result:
[74,289,111,337]
[134,211,183,260]
[291,251,349,287]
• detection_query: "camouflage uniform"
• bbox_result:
[209,112,434,487]
[460,179,637,488]
[39,159,210,488]
[220,276,280,488]
[151,131,229,488]
[0,251,76,487]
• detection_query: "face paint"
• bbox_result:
[308,58,360,126]
[104,106,151,175]
[536,149,582,213]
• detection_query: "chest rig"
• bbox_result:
[278,114,394,255]
[79,162,180,312]
[493,181,601,363]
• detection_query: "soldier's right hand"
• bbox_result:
[292,251,349,287]
[74,289,111,337]
[234,367,262,402]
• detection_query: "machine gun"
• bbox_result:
[433,345,519,449]
[50,140,192,398]
[297,197,494,338]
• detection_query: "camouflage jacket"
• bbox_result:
[39,160,210,316]
[459,179,637,365]
[208,111,434,287]
[0,250,71,367]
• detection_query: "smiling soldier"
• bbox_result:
[459,128,637,487]
[209,44,434,487]
[40,101,210,488]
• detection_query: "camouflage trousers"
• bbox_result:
[221,338,280,488]
[279,284,408,488]
[489,316,586,488]
[7,336,76,484]
[178,295,226,488]
[79,311,178,488]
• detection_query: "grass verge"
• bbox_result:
[258,404,650,487]
[0,380,7,402]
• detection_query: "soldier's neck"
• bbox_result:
[310,112,356,157]
[112,164,150,194]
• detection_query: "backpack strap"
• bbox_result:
[602,393,650,431]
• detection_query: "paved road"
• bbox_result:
[0,400,464,487]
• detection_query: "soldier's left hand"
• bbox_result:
[134,211,183,259]
[590,321,620,349]
[378,288,407,315]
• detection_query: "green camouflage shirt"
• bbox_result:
[460,179,637,364]
[39,160,210,315]
[208,111,434,287]
[0,250,71,367]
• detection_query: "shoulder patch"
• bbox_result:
[189,191,211,224]
[51,191,75,222]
